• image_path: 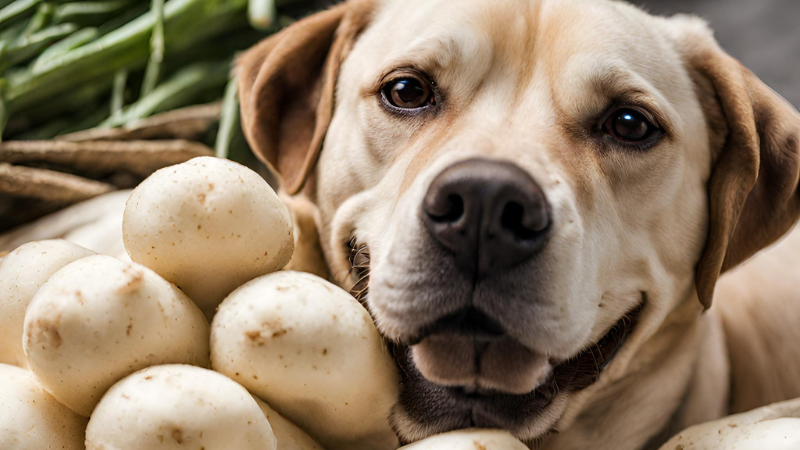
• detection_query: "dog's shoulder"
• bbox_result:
[714,223,800,413]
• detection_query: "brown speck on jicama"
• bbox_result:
[171,428,183,443]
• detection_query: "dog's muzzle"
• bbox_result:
[356,158,642,442]
[411,158,554,394]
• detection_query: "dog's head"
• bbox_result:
[238,0,800,444]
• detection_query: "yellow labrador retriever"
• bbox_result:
[237,0,800,448]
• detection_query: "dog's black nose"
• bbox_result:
[422,158,550,277]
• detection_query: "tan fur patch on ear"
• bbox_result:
[298,0,375,195]
[723,98,800,269]
[687,67,729,164]
[691,49,760,309]
[685,40,800,309]
[237,0,375,195]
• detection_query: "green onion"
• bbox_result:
[24,2,54,37]
[101,59,230,128]
[7,0,247,113]
[110,68,128,116]
[53,1,133,23]
[32,27,98,71]
[0,79,8,141]
[0,0,311,142]
[0,23,78,73]
[140,0,165,97]
[215,73,239,158]
[0,0,42,29]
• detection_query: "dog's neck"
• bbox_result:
[539,296,730,450]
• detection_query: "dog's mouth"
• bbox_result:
[347,240,641,442]
[387,304,641,444]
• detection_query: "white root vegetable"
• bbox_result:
[0,239,95,368]
[254,396,325,450]
[63,208,129,261]
[0,363,88,450]
[210,271,399,450]
[0,189,131,253]
[86,364,277,450]
[23,255,209,416]
[122,156,294,318]
[659,397,800,450]
[397,429,529,449]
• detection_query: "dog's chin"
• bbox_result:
[388,308,641,445]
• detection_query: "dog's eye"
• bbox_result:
[603,108,657,142]
[381,76,434,110]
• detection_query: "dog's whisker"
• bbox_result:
[591,343,602,373]
[347,237,372,306]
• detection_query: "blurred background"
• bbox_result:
[633,0,799,107]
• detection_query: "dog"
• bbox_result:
[236,0,800,448]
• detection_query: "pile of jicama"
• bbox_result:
[0,156,528,450]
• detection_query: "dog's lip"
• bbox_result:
[409,333,553,395]
[393,303,642,400]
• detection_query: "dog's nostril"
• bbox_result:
[427,194,465,223]
[500,201,547,240]
[501,202,531,239]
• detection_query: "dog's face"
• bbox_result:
[239,0,800,444]
[321,0,710,439]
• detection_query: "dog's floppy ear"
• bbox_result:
[671,17,800,309]
[237,0,373,194]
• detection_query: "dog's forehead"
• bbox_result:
[342,0,697,189]
[356,0,689,124]
[364,0,670,71]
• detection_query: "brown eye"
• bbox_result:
[603,108,656,142]
[381,76,434,110]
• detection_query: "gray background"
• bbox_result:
[632,0,799,107]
